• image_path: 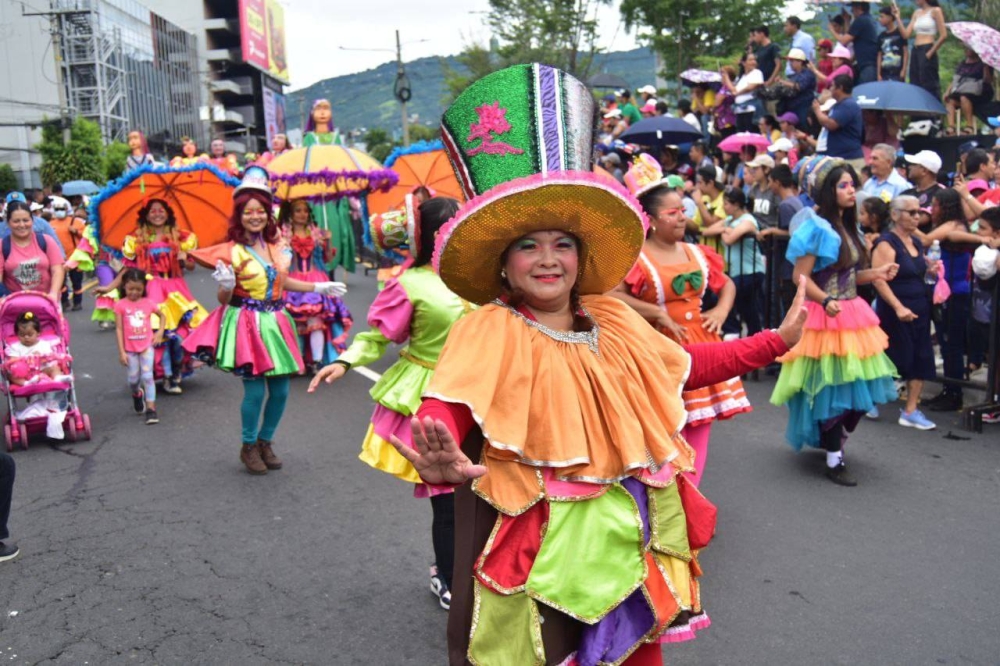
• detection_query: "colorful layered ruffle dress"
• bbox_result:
[771,209,897,448]
[337,266,470,496]
[422,296,721,666]
[182,243,305,378]
[283,228,353,362]
[624,244,752,426]
[65,226,119,325]
[122,231,207,375]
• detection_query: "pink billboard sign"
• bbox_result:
[239,0,269,72]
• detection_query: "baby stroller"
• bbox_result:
[0,292,92,450]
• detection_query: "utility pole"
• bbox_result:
[397,30,409,147]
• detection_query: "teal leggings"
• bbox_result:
[241,376,290,445]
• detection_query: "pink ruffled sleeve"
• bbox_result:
[367,279,414,344]
[698,244,728,294]
[622,260,647,298]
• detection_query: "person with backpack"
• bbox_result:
[0,201,65,303]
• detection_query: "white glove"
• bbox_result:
[313,281,347,297]
[212,260,236,291]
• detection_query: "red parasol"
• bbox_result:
[90,164,239,250]
[366,141,465,215]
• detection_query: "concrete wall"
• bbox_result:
[0,0,63,188]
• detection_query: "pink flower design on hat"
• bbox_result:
[466,102,524,156]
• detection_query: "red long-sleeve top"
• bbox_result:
[416,330,789,443]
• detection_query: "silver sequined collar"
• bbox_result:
[494,300,601,355]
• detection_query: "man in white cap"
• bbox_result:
[862,143,912,201]
[637,84,657,104]
[745,154,779,230]
[768,137,796,166]
[900,150,944,208]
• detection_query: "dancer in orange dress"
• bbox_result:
[612,156,750,486]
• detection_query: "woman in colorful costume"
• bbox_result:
[611,155,749,487]
[302,99,356,275]
[278,199,353,371]
[309,194,470,609]
[94,199,207,393]
[184,167,346,475]
[387,64,809,666]
[771,157,899,487]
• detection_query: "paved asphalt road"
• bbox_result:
[0,268,997,665]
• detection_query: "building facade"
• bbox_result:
[0,0,204,187]
[160,0,288,156]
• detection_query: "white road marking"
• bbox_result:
[353,366,382,382]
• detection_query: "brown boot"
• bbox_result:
[257,439,283,470]
[240,443,268,475]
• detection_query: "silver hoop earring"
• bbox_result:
[500,269,507,280]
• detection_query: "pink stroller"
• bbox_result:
[0,292,92,450]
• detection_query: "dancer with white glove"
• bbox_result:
[184,166,350,474]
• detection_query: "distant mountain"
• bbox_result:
[286,48,658,139]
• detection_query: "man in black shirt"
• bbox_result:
[752,26,781,83]
[901,150,944,230]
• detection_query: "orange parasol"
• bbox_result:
[266,144,397,202]
[90,164,239,250]
[367,141,465,215]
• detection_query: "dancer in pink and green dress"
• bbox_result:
[278,199,353,373]
[184,167,347,476]
[309,196,472,610]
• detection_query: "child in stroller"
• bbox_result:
[0,292,91,449]
[6,312,68,386]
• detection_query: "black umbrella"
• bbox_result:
[588,73,630,90]
[619,116,703,148]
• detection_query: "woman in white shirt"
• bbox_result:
[722,53,764,133]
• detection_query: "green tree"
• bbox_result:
[443,0,611,101]
[36,117,105,187]
[103,141,131,181]
[0,164,19,194]
[619,0,785,80]
[364,128,394,163]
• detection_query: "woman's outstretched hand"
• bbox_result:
[777,275,809,349]
[390,416,487,485]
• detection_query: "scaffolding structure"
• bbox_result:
[54,3,130,143]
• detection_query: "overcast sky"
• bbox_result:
[283,0,642,91]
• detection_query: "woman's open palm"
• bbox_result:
[390,417,487,485]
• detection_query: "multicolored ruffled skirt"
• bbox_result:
[182,300,305,378]
[358,355,450,497]
[771,298,897,449]
[464,467,714,666]
[147,276,207,332]
[284,268,352,359]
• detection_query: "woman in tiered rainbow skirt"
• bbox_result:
[771,156,899,487]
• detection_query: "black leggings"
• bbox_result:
[821,422,845,454]
[430,493,455,588]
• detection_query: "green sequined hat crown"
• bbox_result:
[434,64,648,305]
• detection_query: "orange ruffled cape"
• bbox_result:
[424,295,696,516]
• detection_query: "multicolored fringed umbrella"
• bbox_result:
[366,140,465,215]
[679,69,723,89]
[267,145,398,202]
[89,163,240,250]
[948,22,1000,71]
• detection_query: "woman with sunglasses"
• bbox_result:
[612,163,748,487]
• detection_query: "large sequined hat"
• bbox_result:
[435,63,647,305]
[369,193,419,254]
